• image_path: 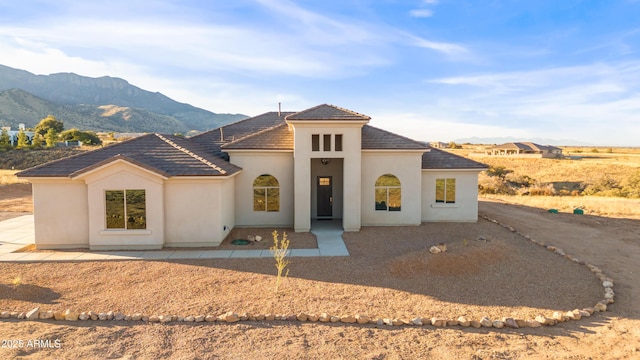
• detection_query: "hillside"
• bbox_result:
[0,64,246,132]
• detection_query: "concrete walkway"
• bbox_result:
[0,215,349,262]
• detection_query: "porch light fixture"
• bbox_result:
[321,158,330,165]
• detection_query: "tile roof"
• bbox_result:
[222,124,293,150]
[17,133,241,178]
[362,125,427,150]
[422,147,488,170]
[285,104,371,121]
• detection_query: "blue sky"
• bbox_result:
[1,0,639,145]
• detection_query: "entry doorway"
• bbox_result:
[317,176,333,218]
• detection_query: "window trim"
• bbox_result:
[104,189,147,230]
[253,174,280,212]
[374,174,402,212]
[435,178,456,204]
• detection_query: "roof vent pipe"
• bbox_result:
[220,128,224,142]
[278,102,281,117]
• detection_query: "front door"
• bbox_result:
[317,176,333,218]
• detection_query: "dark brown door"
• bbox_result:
[317,176,333,218]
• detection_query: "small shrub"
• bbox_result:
[270,230,290,295]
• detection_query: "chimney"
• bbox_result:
[278,102,281,117]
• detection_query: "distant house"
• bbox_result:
[429,141,448,149]
[2,124,35,146]
[18,104,487,250]
[485,142,563,158]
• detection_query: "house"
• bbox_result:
[2,124,35,146]
[17,104,487,250]
[428,141,448,149]
[485,142,563,158]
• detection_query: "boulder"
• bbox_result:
[594,303,607,312]
[457,316,470,327]
[78,313,89,321]
[114,312,125,321]
[526,320,542,328]
[503,318,519,329]
[224,312,240,323]
[470,320,481,328]
[340,315,356,324]
[64,309,79,321]
[40,311,54,320]
[255,314,266,321]
[602,280,614,288]
[383,318,393,326]
[106,311,114,320]
[131,313,143,321]
[436,243,447,252]
[318,313,330,323]
[205,315,216,322]
[552,311,565,322]
[535,315,554,326]
[492,320,505,329]
[1,311,11,319]
[184,316,195,322]
[330,316,340,323]
[149,315,160,323]
[159,315,172,323]
[392,319,403,326]
[89,311,98,321]
[431,318,447,327]
[429,246,442,254]
[98,313,108,321]
[296,313,308,322]
[53,312,65,321]
[265,314,275,321]
[446,320,459,326]
[356,315,370,324]
[194,315,206,322]
[480,317,493,327]
[411,317,423,326]
[240,313,249,321]
[26,307,40,320]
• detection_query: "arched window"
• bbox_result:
[253,174,279,212]
[375,174,401,211]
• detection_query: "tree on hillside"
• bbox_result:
[0,128,11,150]
[45,128,58,148]
[16,129,29,149]
[60,129,102,146]
[34,115,64,136]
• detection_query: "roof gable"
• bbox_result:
[17,133,241,178]
[285,104,371,121]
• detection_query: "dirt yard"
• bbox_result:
[0,186,639,359]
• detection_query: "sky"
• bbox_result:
[1,0,640,146]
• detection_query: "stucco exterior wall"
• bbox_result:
[289,121,365,231]
[421,170,482,222]
[228,151,294,227]
[29,179,89,249]
[78,161,165,250]
[164,177,234,247]
[361,151,423,226]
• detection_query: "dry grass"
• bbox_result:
[0,170,28,185]
[481,194,640,218]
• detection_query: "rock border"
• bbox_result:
[0,215,614,330]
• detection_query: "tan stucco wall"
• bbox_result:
[361,151,423,226]
[421,170,482,222]
[78,161,165,250]
[164,177,235,247]
[289,121,365,231]
[29,179,89,249]
[227,151,294,227]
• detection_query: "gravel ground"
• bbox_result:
[0,189,639,359]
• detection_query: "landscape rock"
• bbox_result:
[594,303,607,312]
[503,318,519,329]
[411,317,423,326]
[159,315,172,323]
[602,280,614,288]
[106,311,114,320]
[535,315,555,326]
[340,315,357,324]
[149,315,160,323]
[480,317,493,328]
[330,316,340,323]
[582,307,595,315]
[429,246,442,254]
[515,319,527,328]
[205,315,216,322]
[40,311,54,320]
[1,311,11,319]
[53,312,65,321]
[296,313,308,322]
[98,313,108,321]
[383,318,393,326]
[470,320,481,328]
[431,318,447,327]
[254,314,265,321]
[64,309,79,321]
[78,312,89,321]
[184,316,195,322]
[114,312,125,321]
[26,307,40,320]
[436,243,447,252]
[356,315,370,324]
[392,318,403,326]
[492,320,505,329]
[457,316,470,327]
[240,313,249,321]
[265,314,275,321]
[194,315,205,322]
[578,310,591,318]
[131,313,143,321]
[18,312,26,319]
[224,312,240,323]
[526,320,542,328]
[447,320,459,326]
[318,313,330,322]
[552,311,565,322]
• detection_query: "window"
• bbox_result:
[436,178,456,203]
[254,174,280,212]
[335,134,343,151]
[375,174,401,211]
[312,135,320,151]
[323,134,331,151]
[105,190,146,229]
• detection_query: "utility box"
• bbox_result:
[573,208,584,215]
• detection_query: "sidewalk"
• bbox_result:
[0,215,349,262]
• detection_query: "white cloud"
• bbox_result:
[409,9,434,18]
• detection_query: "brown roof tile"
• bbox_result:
[362,125,427,150]
[285,104,371,121]
[422,147,488,170]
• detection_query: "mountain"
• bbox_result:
[454,136,594,147]
[0,64,246,133]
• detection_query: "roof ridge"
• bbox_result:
[155,134,227,175]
